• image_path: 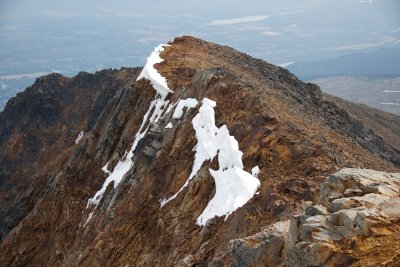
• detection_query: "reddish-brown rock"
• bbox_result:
[0,36,399,266]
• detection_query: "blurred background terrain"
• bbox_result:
[1,0,399,113]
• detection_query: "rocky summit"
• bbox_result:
[0,36,399,266]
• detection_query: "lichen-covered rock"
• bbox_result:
[320,168,400,206]
[230,221,289,267]
[230,168,400,266]
[285,168,400,266]
[286,242,336,267]
[305,204,328,216]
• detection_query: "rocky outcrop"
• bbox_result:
[230,220,290,267]
[230,168,400,266]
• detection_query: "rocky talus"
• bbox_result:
[0,36,399,266]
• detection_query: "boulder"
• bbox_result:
[231,168,400,266]
[230,220,290,267]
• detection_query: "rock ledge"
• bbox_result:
[230,168,400,266]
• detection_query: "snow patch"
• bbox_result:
[75,131,84,144]
[163,98,198,130]
[197,167,260,225]
[83,212,93,227]
[87,95,169,209]
[164,101,177,117]
[251,166,260,177]
[161,98,260,226]
[172,98,199,119]
[136,44,173,97]
[84,43,174,225]
[102,161,111,175]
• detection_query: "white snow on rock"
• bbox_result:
[251,166,260,177]
[75,131,84,144]
[172,98,199,119]
[136,44,173,97]
[197,167,260,225]
[164,101,177,117]
[87,95,169,209]
[161,98,260,226]
[162,98,198,130]
[85,44,174,224]
[102,161,111,175]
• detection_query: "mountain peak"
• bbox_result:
[0,37,399,266]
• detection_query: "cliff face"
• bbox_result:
[0,68,140,241]
[0,36,399,266]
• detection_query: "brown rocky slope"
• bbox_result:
[0,36,399,266]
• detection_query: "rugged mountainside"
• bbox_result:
[0,68,140,241]
[0,36,399,266]
[326,94,400,153]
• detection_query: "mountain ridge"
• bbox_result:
[0,36,399,266]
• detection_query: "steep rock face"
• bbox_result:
[0,68,140,241]
[0,36,399,266]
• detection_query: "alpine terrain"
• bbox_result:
[0,36,400,266]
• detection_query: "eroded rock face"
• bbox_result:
[230,168,400,267]
[0,68,140,242]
